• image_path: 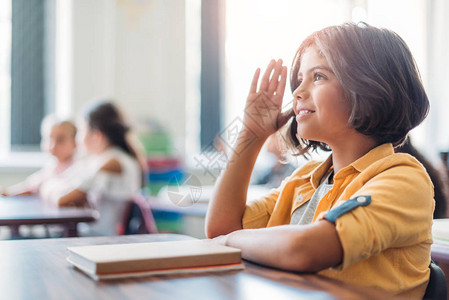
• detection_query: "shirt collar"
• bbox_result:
[299,155,333,189]
[299,143,394,189]
[350,143,394,172]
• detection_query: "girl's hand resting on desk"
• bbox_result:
[209,234,228,246]
[243,59,293,141]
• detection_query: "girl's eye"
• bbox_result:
[314,73,326,81]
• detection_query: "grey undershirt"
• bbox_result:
[290,171,334,225]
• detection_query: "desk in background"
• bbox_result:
[149,185,271,238]
[0,195,99,237]
[0,233,395,300]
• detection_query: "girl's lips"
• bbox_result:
[295,110,315,121]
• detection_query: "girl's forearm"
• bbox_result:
[205,131,266,238]
[224,222,342,273]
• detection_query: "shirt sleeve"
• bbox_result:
[77,170,136,202]
[324,163,434,270]
[242,187,280,229]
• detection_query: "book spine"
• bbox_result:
[96,252,241,274]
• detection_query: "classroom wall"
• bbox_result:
[1,0,188,186]
[70,0,187,153]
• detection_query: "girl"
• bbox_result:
[206,23,433,298]
[2,116,77,196]
[40,101,143,235]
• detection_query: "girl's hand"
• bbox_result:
[209,234,228,246]
[243,59,291,141]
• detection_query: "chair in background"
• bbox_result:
[118,194,158,235]
[423,261,447,300]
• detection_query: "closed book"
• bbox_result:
[67,239,243,280]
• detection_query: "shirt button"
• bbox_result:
[357,196,366,203]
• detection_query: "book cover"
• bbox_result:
[67,239,243,280]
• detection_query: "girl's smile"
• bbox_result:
[295,105,315,121]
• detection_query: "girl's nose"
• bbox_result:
[293,83,309,101]
[292,84,308,114]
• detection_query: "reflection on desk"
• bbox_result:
[0,234,394,300]
[0,195,99,237]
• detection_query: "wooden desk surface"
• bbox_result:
[0,234,395,300]
[0,195,98,226]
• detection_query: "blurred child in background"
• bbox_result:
[2,116,77,197]
[253,134,296,188]
[39,100,143,235]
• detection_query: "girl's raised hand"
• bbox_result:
[243,59,291,141]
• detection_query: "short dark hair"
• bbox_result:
[287,22,429,155]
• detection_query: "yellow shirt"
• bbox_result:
[242,143,434,298]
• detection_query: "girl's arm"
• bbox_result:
[217,220,343,272]
[58,189,88,207]
[2,168,47,196]
[205,131,267,237]
[205,59,290,238]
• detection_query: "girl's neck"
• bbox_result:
[329,134,378,174]
[95,142,111,154]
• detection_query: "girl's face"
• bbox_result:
[77,121,104,154]
[45,125,76,162]
[292,46,354,147]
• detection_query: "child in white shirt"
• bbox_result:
[2,116,77,196]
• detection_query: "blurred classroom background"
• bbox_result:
[1,0,449,239]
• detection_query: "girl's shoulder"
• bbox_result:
[99,158,122,174]
[362,151,433,185]
[372,151,428,172]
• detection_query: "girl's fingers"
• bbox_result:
[259,59,276,92]
[267,59,284,95]
[249,68,261,94]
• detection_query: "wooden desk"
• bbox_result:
[0,195,99,237]
[0,234,395,300]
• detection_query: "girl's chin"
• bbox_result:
[295,127,310,141]
[295,129,316,142]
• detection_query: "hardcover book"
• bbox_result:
[67,239,243,280]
